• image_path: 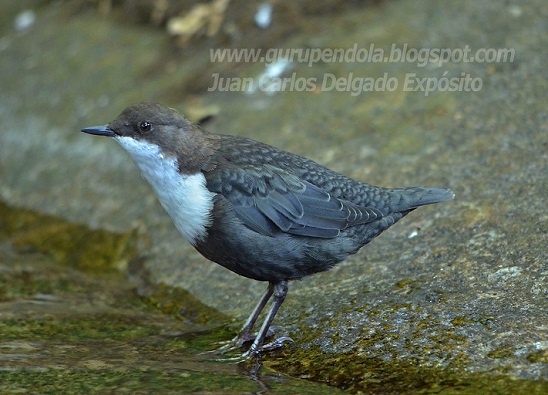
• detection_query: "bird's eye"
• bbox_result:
[139,121,152,133]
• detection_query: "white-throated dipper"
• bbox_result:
[82,102,454,358]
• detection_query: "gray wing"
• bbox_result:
[205,164,383,238]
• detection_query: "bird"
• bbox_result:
[81,102,454,358]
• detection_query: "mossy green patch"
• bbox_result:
[269,347,547,394]
[138,282,229,326]
[0,367,345,394]
[0,230,345,394]
[0,201,137,273]
[0,316,155,341]
[487,345,517,359]
[0,254,93,302]
[527,349,548,364]
[264,292,547,394]
[0,370,255,394]
[395,278,422,293]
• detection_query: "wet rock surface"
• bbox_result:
[1,0,546,393]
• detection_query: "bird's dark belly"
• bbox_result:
[192,203,350,281]
[192,197,407,282]
[194,225,336,282]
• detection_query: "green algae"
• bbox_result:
[0,318,155,342]
[0,201,231,341]
[395,278,423,293]
[487,345,517,360]
[269,347,547,394]
[0,201,137,273]
[527,349,548,364]
[0,368,345,395]
[139,282,229,326]
[0,370,258,394]
[264,283,547,393]
[0,273,341,393]
[0,206,343,394]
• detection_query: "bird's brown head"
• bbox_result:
[82,102,219,173]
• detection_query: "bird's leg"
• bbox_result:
[215,282,274,354]
[232,282,275,347]
[242,280,291,358]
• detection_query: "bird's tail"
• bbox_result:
[388,187,454,212]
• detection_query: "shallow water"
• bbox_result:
[0,203,343,394]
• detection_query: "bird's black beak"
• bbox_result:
[81,125,116,137]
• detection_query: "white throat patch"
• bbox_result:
[115,136,215,245]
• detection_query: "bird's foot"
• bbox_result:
[206,327,279,354]
[241,336,294,359]
[214,326,279,354]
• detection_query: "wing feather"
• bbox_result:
[206,164,383,238]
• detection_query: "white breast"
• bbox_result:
[115,136,215,245]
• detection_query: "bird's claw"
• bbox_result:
[242,336,294,359]
[214,326,280,354]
